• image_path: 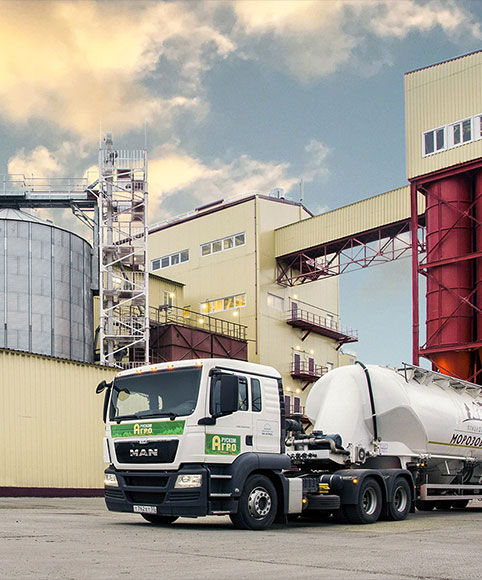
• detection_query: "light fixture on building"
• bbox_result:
[293,294,298,300]
[310,349,314,355]
[199,318,204,324]
[296,388,301,394]
[295,345,300,351]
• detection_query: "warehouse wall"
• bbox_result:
[0,349,116,494]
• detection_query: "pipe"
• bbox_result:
[356,361,379,441]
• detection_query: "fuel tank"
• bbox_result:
[305,364,482,462]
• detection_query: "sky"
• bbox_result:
[1,0,482,367]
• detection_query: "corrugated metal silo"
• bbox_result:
[0,209,94,362]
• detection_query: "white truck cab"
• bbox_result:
[99,359,292,529]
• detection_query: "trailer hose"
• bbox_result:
[355,361,379,441]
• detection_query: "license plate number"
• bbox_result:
[133,505,157,514]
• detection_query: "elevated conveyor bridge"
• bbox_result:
[275,186,425,286]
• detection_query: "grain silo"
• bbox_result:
[0,209,94,362]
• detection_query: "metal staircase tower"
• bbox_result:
[98,133,149,366]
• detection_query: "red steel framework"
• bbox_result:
[410,157,482,383]
[276,219,423,286]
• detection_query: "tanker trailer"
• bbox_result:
[286,362,482,523]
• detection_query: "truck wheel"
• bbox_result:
[230,474,278,530]
[415,500,435,511]
[344,478,382,524]
[141,514,179,525]
[388,477,411,521]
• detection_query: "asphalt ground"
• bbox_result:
[0,498,481,580]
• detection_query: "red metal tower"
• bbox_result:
[411,159,482,382]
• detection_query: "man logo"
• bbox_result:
[130,449,158,457]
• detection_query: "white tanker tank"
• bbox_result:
[304,363,482,497]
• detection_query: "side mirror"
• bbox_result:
[96,380,111,394]
[219,374,239,415]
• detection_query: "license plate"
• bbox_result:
[133,505,157,514]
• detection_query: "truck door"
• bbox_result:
[205,373,253,460]
[251,376,282,454]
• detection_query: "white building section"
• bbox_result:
[98,133,149,366]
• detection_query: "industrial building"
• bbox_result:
[1,49,482,494]
[149,192,357,416]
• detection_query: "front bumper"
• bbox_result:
[104,465,209,517]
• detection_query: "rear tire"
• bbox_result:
[230,474,278,530]
[343,478,382,524]
[141,514,178,525]
[388,477,411,521]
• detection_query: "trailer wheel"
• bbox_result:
[344,478,382,524]
[141,514,179,525]
[388,477,411,521]
[230,474,278,530]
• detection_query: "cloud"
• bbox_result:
[231,0,482,80]
[0,1,233,138]
[148,139,330,223]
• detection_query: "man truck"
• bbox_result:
[97,358,482,530]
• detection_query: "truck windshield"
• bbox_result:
[110,367,202,421]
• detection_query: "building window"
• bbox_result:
[151,249,189,271]
[200,293,247,314]
[200,232,246,257]
[183,306,191,319]
[267,293,284,311]
[162,291,174,307]
[423,127,445,155]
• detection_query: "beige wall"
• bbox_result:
[0,349,115,489]
[149,195,342,411]
[405,50,482,180]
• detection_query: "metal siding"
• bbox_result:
[275,186,423,257]
[406,51,482,179]
[0,349,115,489]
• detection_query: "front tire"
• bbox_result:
[388,477,411,521]
[141,514,179,525]
[230,474,278,530]
[344,478,382,524]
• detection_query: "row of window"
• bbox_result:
[423,114,482,156]
[201,232,245,256]
[151,232,246,271]
[201,293,246,314]
[151,249,189,271]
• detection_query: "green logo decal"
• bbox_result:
[111,420,185,438]
[206,434,241,455]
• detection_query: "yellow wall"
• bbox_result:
[0,349,115,489]
[405,50,482,179]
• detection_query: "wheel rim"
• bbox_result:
[362,487,378,516]
[248,486,272,519]
[394,485,408,513]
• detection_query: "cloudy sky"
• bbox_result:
[1,0,482,366]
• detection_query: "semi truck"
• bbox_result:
[97,358,482,530]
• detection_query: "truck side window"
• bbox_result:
[238,377,248,411]
[251,378,262,412]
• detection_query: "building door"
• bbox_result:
[293,353,301,374]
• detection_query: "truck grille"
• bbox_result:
[126,491,166,504]
[115,440,179,464]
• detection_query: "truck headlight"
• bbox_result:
[175,474,203,488]
[104,473,119,487]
